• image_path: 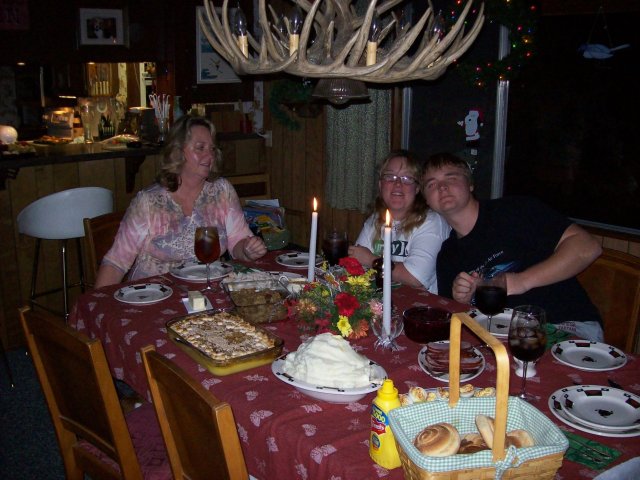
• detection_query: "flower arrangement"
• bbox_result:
[289,257,383,338]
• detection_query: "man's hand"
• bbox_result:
[348,245,376,268]
[452,271,480,304]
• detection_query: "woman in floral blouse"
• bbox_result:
[95,115,266,288]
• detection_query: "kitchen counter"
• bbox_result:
[0,142,162,191]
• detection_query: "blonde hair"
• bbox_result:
[157,115,221,192]
[370,150,429,242]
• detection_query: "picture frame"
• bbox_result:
[78,8,127,46]
[196,6,240,84]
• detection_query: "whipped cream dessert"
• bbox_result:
[283,333,376,388]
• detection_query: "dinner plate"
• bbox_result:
[169,261,234,282]
[555,385,640,431]
[548,388,640,437]
[468,308,513,338]
[271,355,386,404]
[417,342,486,383]
[114,283,173,305]
[275,252,323,269]
[551,340,627,371]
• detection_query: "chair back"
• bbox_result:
[227,173,271,202]
[141,345,249,480]
[84,211,125,282]
[18,187,113,240]
[20,306,144,480]
[577,248,640,352]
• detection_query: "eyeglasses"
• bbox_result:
[381,173,417,185]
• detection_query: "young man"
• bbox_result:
[421,152,603,341]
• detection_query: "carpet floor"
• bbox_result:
[0,348,65,479]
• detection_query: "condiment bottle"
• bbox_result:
[369,378,401,469]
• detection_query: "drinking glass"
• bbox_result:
[322,229,348,266]
[475,272,507,333]
[194,226,221,292]
[508,305,547,401]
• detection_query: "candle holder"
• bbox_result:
[371,311,403,351]
[156,116,168,144]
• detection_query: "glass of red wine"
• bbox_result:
[508,305,547,402]
[322,229,349,266]
[194,226,221,292]
[475,272,507,334]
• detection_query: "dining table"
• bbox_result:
[67,250,640,480]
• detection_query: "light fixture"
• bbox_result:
[199,0,485,104]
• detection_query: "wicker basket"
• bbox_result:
[388,312,568,480]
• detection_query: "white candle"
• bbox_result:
[383,210,392,336]
[307,198,318,282]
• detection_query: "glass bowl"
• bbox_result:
[402,306,451,344]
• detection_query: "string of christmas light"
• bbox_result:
[453,0,538,88]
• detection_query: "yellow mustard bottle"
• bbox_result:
[369,378,401,469]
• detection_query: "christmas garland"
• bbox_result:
[268,78,314,130]
[455,0,538,87]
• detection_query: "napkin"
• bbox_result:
[545,323,571,350]
[562,430,622,471]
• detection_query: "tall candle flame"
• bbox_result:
[313,197,318,212]
[385,209,391,226]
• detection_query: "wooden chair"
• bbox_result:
[227,173,271,202]
[19,306,170,480]
[83,210,125,285]
[577,248,640,353]
[141,345,249,480]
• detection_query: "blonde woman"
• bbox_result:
[95,115,266,288]
[348,150,450,292]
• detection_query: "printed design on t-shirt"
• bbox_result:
[371,239,408,258]
[478,260,518,279]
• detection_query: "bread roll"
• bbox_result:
[475,415,496,448]
[414,423,460,457]
[506,429,535,448]
[458,432,489,454]
[476,415,535,449]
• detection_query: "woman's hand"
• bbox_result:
[348,245,376,268]
[234,236,267,261]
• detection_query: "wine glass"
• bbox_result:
[194,226,221,292]
[508,305,547,401]
[475,272,507,334]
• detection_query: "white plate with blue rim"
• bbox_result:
[114,283,173,305]
[550,340,627,371]
[275,252,323,269]
[271,355,386,403]
[467,308,513,338]
[169,261,234,282]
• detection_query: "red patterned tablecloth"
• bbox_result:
[68,251,640,480]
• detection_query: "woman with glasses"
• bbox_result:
[348,150,450,292]
[95,114,266,288]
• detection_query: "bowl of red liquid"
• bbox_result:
[402,306,452,344]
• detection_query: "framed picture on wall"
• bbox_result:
[196,6,241,84]
[78,8,127,46]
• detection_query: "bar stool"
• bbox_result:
[17,187,113,318]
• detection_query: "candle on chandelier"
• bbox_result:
[383,209,392,335]
[234,7,249,57]
[307,197,318,282]
[289,5,303,56]
[366,13,380,66]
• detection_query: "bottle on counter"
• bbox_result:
[369,378,401,469]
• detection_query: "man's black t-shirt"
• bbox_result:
[436,196,601,325]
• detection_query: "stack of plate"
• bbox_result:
[548,385,640,437]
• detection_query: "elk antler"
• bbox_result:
[199,0,485,83]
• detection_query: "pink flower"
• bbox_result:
[369,299,383,317]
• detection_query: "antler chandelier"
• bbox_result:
[199,0,485,103]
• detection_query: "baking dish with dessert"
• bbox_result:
[166,310,283,376]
